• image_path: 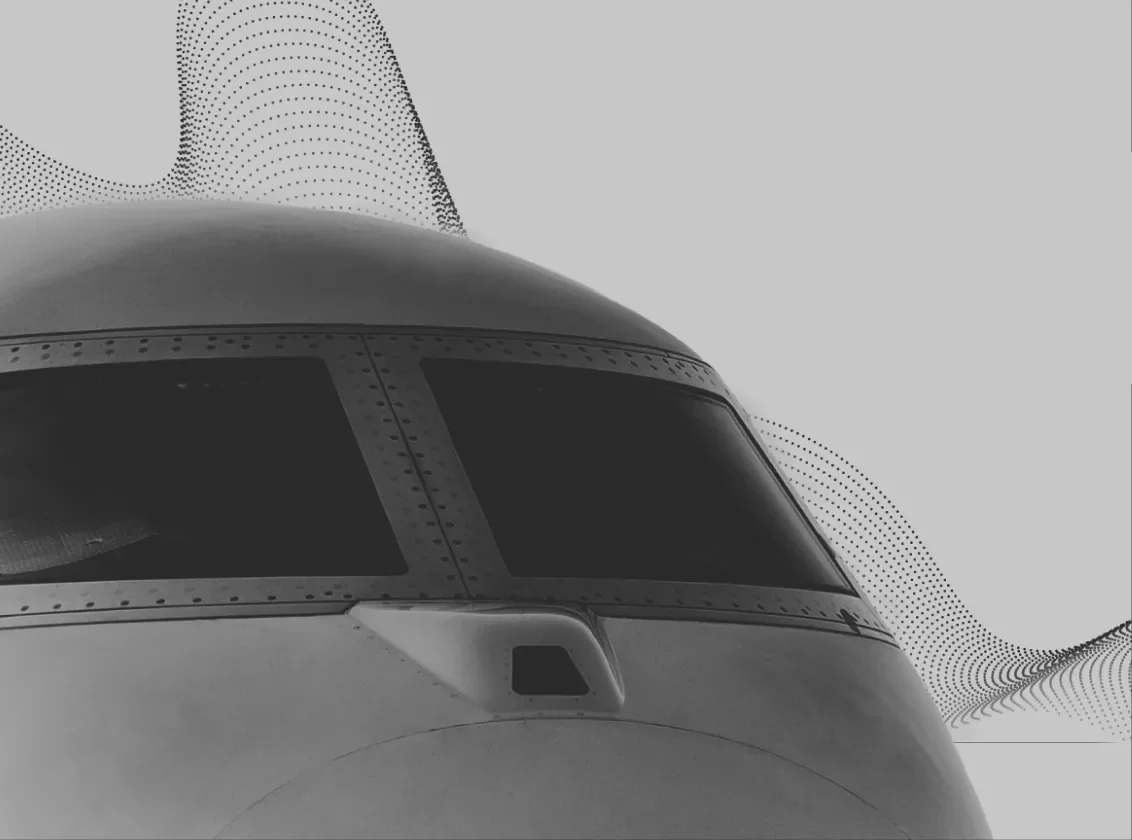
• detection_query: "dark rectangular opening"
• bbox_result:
[512,645,590,696]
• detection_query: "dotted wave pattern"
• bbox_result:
[0,0,465,235]
[750,415,1132,741]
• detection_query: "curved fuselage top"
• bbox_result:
[0,200,696,357]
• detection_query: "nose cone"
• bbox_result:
[217,718,907,839]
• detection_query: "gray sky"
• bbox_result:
[1,2,1130,836]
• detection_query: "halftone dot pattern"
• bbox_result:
[749,414,1132,741]
[0,0,465,235]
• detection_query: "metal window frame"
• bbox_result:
[365,331,893,643]
[0,325,892,643]
[0,327,466,628]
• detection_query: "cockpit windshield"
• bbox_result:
[0,357,406,584]
[422,359,854,595]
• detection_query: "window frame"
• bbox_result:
[0,328,466,627]
[416,354,853,594]
[0,325,889,641]
[367,332,889,639]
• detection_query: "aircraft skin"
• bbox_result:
[0,201,992,839]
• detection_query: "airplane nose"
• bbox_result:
[217,718,908,839]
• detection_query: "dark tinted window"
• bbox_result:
[422,359,852,594]
[0,358,406,583]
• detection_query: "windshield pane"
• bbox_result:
[0,357,406,583]
[422,359,852,594]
